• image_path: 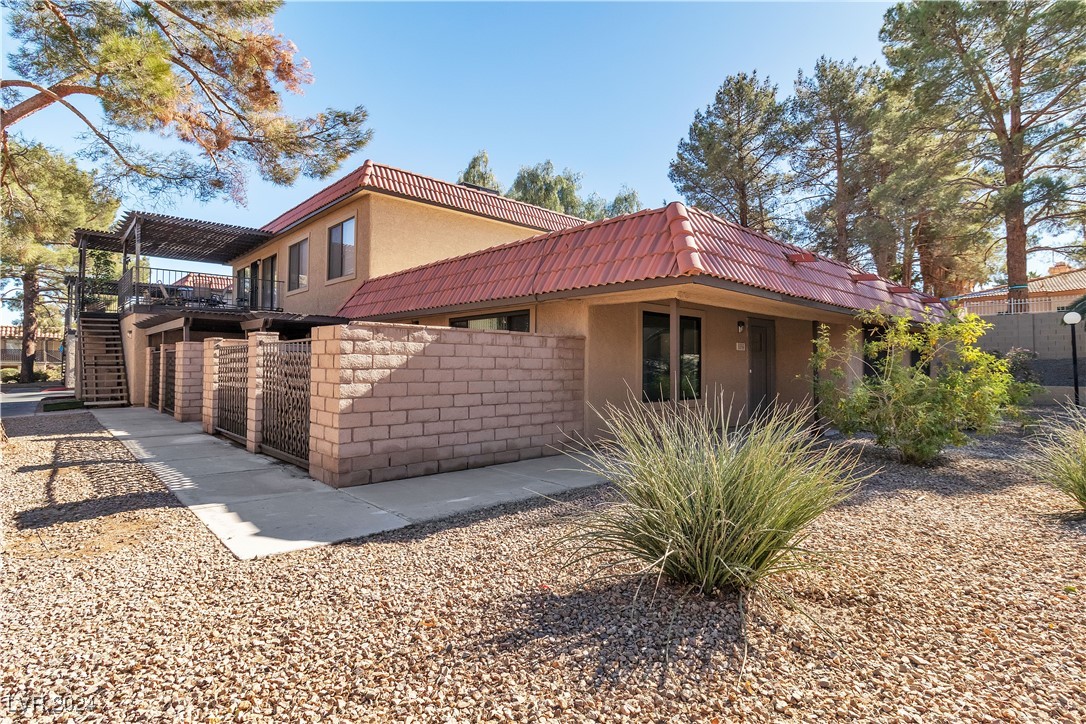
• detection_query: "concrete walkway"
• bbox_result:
[91,407,604,560]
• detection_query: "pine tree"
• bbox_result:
[669,72,791,235]
[882,1,1086,302]
[1,142,118,382]
[1,0,373,203]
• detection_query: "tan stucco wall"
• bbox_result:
[229,192,549,316]
[367,194,549,278]
[120,313,151,406]
[371,283,862,438]
[230,195,370,316]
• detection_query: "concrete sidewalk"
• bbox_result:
[91,407,604,560]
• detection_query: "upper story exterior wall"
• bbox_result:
[365,194,547,278]
[229,192,551,316]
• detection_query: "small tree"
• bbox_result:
[457,150,501,191]
[810,310,1030,464]
[507,160,642,221]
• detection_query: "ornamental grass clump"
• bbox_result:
[1031,404,1086,513]
[565,397,863,595]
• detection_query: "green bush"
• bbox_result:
[564,397,863,595]
[1031,404,1086,512]
[811,310,1033,465]
[0,367,61,383]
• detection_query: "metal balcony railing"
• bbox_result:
[109,264,284,315]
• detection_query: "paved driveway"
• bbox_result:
[0,385,74,418]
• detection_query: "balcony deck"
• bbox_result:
[78,265,284,317]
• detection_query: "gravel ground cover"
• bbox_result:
[2,412,1084,722]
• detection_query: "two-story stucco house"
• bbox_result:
[72,160,942,448]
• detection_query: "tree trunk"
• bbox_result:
[20,266,39,384]
[833,120,849,263]
[900,215,915,288]
[914,213,944,297]
[1004,167,1029,305]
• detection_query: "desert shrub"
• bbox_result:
[1002,347,1040,385]
[0,367,59,383]
[1031,404,1086,512]
[811,310,1031,465]
[564,397,863,595]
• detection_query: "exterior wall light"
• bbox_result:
[737,321,746,334]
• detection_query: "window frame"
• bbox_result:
[638,304,704,403]
[326,214,357,283]
[448,309,531,333]
[287,237,309,293]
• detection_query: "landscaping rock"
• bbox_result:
[1,412,1083,721]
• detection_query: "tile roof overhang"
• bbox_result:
[74,211,271,264]
[260,160,586,236]
[337,202,946,322]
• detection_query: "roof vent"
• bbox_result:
[850,272,880,282]
[457,181,501,195]
[888,285,914,294]
[786,251,818,263]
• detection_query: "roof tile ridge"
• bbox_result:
[358,159,375,187]
[665,202,703,275]
[363,161,587,223]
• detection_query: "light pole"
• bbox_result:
[1064,310,1082,407]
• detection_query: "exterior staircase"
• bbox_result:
[78,314,129,407]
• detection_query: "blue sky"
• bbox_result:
[7,2,889,231]
[2,1,1068,325]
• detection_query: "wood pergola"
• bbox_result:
[73,210,272,270]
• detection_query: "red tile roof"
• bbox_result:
[175,272,233,290]
[261,160,585,235]
[954,267,1086,299]
[337,203,945,321]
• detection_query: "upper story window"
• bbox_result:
[287,238,309,291]
[449,310,530,332]
[327,217,356,280]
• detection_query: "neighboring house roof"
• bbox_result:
[953,267,1086,300]
[261,160,585,235]
[338,202,942,320]
[174,272,233,290]
[0,326,63,339]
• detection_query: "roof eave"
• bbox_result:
[347,274,929,323]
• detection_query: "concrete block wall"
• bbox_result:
[981,312,1085,360]
[245,332,278,453]
[172,341,204,422]
[309,321,585,488]
[201,338,223,434]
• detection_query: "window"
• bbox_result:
[679,315,702,399]
[449,310,530,332]
[327,217,356,280]
[287,239,308,291]
[642,311,701,402]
